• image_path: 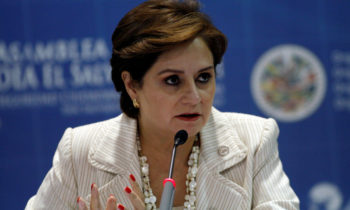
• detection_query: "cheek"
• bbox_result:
[201,85,215,117]
[202,85,216,103]
[141,89,175,115]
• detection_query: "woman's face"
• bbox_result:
[134,37,215,137]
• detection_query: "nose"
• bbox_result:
[181,82,201,105]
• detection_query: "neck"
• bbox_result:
[138,122,197,166]
[136,121,200,209]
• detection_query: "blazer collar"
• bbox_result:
[199,107,247,173]
[88,114,140,177]
[88,107,247,175]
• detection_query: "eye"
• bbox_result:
[197,72,212,83]
[164,75,180,85]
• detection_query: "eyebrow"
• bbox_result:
[157,66,214,75]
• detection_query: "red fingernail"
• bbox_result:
[109,194,114,197]
[117,204,125,210]
[91,183,95,190]
[77,197,80,203]
[124,186,131,194]
[129,174,136,182]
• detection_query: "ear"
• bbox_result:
[121,71,138,100]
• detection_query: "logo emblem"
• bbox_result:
[251,44,327,122]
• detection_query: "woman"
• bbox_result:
[26,0,299,209]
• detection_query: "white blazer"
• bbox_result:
[26,107,299,209]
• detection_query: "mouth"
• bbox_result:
[175,113,201,121]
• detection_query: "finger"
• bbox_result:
[90,183,102,210]
[129,174,144,200]
[105,194,117,210]
[77,197,88,210]
[124,186,145,210]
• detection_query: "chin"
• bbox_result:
[181,126,203,138]
[171,119,205,137]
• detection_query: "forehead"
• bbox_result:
[149,38,214,72]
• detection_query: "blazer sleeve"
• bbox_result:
[25,128,78,210]
[252,118,300,210]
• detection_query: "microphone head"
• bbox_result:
[174,130,188,146]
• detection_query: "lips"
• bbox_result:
[176,113,201,121]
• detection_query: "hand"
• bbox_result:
[77,184,119,210]
[125,174,145,210]
[77,174,145,210]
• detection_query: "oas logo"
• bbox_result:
[251,45,327,122]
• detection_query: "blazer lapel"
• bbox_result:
[88,114,141,178]
[197,108,249,209]
[87,114,142,207]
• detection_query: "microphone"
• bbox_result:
[159,130,188,210]
[174,130,188,147]
[170,130,188,177]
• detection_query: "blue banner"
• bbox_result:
[1,0,349,209]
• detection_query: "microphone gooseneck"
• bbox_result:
[159,130,188,210]
[169,130,188,178]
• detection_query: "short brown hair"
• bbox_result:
[110,0,227,118]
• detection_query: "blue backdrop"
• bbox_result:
[1,0,349,209]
